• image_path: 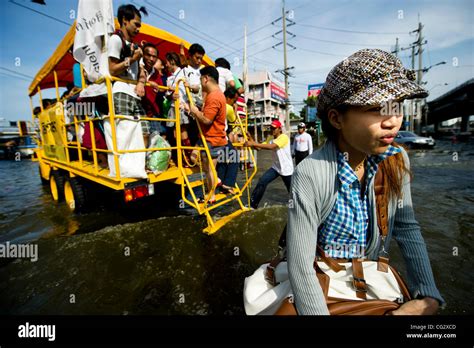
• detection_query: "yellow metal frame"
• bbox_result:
[30,25,257,234]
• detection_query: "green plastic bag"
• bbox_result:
[146,134,171,174]
[162,98,171,118]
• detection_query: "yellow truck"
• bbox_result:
[30,21,256,234]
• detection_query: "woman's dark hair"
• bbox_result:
[319,104,349,142]
[189,43,205,56]
[117,4,147,26]
[215,57,231,70]
[165,52,181,66]
[200,66,219,83]
[320,103,411,199]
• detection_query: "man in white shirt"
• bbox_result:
[292,122,313,165]
[215,58,235,93]
[245,120,294,209]
[108,4,146,118]
[105,4,147,178]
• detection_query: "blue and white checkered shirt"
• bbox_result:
[318,145,402,258]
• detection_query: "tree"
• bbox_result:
[290,112,299,120]
[299,96,318,120]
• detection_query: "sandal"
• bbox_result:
[220,185,235,195]
[197,196,216,205]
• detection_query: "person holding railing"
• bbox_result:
[139,42,166,138]
[164,52,192,162]
[108,4,146,117]
[187,66,228,204]
[106,4,149,178]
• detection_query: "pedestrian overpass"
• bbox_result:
[427,78,474,133]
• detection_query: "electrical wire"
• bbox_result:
[9,0,70,26]
[296,34,393,48]
[297,23,409,35]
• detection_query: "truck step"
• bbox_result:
[203,208,250,235]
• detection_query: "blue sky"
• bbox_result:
[0,0,473,121]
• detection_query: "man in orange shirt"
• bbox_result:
[188,66,228,203]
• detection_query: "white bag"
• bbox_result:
[243,263,292,316]
[243,261,405,315]
[104,117,147,179]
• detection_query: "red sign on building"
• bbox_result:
[271,82,287,103]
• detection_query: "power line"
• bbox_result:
[295,47,347,57]
[9,0,70,26]
[222,35,274,57]
[296,34,393,48]
[297,23,409,35]
[210,0,316,55]
[140,1,280,69]
[137,2,223,52]
[0,67,34,79]
[144,0,235,54]
[0,72,31,82]
[247,45,275,58]
[209,22,275,54]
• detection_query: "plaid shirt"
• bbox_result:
[318,145,402,258]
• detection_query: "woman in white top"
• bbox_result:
[165,52,192,151]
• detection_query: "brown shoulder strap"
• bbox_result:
[375,162,391,270]
[374,163,389,237]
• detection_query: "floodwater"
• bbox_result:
[0,139,473,314]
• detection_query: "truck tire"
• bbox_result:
[63,176,87,212]
[39,167,49,185]
[50,170,65,202]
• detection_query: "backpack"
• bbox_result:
[112,29,136,61]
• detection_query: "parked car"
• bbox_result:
[395,131,435,149]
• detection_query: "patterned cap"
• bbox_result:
[317,49,428,115]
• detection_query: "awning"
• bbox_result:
[28,20,214,96]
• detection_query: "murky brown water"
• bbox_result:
[0,139,473,314]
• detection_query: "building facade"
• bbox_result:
[246,71,287,137]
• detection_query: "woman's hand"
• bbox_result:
[388,297,439,315]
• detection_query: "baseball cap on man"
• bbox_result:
[271,120,282,128]
[317,49,428,115]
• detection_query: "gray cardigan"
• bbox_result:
[287,140,444,315]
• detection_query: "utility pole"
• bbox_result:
[415,18,424,134]
[392,37,399,57]
[417,19,424,85]
[272,2,295,133]
[401,19,424,132]
[410,45,416,132]
[282,0,290,133]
